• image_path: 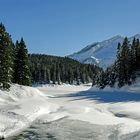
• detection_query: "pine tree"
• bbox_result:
[13,38,31,86]
[52,64,56,84]
[75,67,80,85]
[136,39,140,72]
[116,42,123,87]
[68,68,74,84]
[130,38,137,81]
[42,65,47,83]
[85,70,90,84]
[0,23,14,89]
[116,38,131,87]
[29,54,101,85]
[109,62,118,87]
[98,71,106,89]
[56,64,61,84]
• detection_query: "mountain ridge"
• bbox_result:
[68,34,140,68]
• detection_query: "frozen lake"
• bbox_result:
[2,84,140,139]
[6,118,140,140]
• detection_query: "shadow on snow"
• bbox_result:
[56,89,140,103]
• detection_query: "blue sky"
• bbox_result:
[0,0,140,56]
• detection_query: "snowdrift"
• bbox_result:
[1,83,140,138]
[0,84,59,137]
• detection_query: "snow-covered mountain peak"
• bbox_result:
[104,35,122,42]
[68,34,140,68]
[129,34,140,41]
[133,34,140,38]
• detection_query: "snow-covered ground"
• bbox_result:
[0,85,59,138]
[1,83,140,139]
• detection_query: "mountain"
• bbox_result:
[68,34,140,68]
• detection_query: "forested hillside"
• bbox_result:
[96,37,140,88]
[2,22,140,89]
[29,54,102,85]
[0,23,102,88]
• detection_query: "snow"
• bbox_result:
[38,83,140,136]
[68,34,140,68]
[1,83,140,138]
[0,84,59,137]
[83,56,100,65]
[68,35,124,68]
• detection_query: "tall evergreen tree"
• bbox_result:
[116,42,123,87]
[109,62,118,87]
[56,64,61,84]
[94,37,140,89]
[116,38,131,87]
[13,38,31,86]
[51,64,56,84]
[46,69,51,83]
[68,68,74,84]
[135,39,140,72]
[130,38,137,81]
[0,23,14,89]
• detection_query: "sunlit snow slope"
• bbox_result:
[68,34,140,68]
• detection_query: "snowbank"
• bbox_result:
[39,83,140,136]
[37,83,92,96]
[1,83,140,138]
[0,84,59,137]
[90,81,140,93]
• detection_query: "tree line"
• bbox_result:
[0,23,31,89]
[29,54,102,85]
[95,37,140,88]
[3,22,139,89]
[0,23,102,89]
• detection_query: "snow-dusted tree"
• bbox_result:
[13,38,31,86]
[130,38,137,81]
[135,39,140,71]
[0,23,14,89]
[115,38,131,87]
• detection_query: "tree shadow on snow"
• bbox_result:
[57,89,140,103]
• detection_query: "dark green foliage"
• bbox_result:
[5,22,140,90]
[130,38,137,82]
[13,38,31,86]
[0,23,31,89]
[97,37,140,89]
[135,39,140,71]
[0,23,14,89]
[29,54,101,85]
[117,37,131,87]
